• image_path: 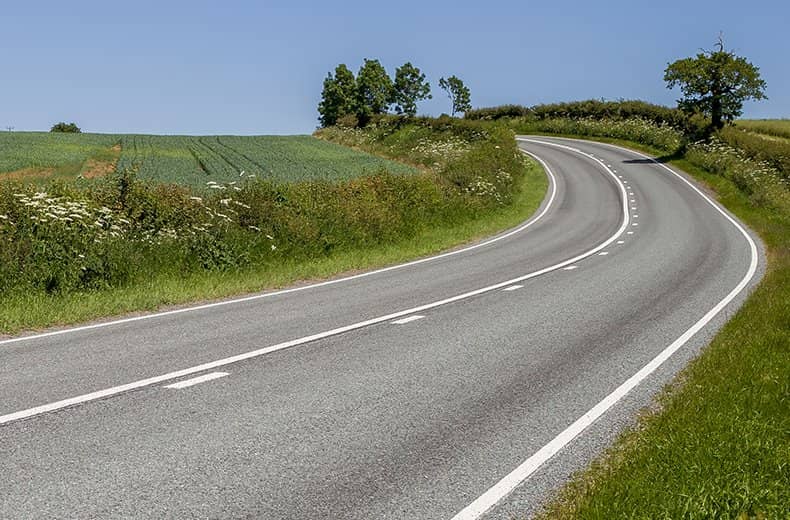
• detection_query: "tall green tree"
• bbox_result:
[355,59,393,124]
[438,76,471,117]
[664,36,767,130]
[317,64,356,127]
[392,62,432,116]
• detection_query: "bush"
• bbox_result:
[718,127,790,180]
[465,105,533,121]
[50,122,81,133]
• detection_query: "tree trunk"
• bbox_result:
[711,95,723,130]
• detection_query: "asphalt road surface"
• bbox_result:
[0,137,763,519]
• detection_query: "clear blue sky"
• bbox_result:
[2,0,788,135]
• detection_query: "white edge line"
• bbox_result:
[449,137,759,520]
[0,143,629,426]
[391,315,425,325]
[0,147,559,348]
[164,372,229,389]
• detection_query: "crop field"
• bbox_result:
[0,132,119,181]
[736,119,790,140]
[0,132,415,188]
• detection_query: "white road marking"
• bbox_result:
[632,222,639,226]
[502,285,524,291]
[598,251,609,256]
[450,137,760,520]
[562,266,578,270]
[632,206,637,210]
[630,199,635,202]
[634,214,639,218]
[0,150,562,350]
[0,148,630,427]
[627,231,634,235]
[617,240,625,244]
[391,315,425,325]
[164,372,229,389]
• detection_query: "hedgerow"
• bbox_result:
[0,117,529,298]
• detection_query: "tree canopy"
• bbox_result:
[317,64,357,127]
[392,62,432,117]
[355,59,393,125]
[439,76,471,117]
[50,122,81,133]
[664,36,767,130]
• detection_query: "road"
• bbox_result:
[0,137,762,519]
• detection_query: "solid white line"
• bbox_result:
[449,137,760,520]
[502,285,524,291]
[0,142,629,427]
[164,372,229,389]
[562,266,578,270]
[0,149,561,349]
[391,315,425,325]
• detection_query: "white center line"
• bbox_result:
[633,214,639,218]
[617,240,625,244]
[627,231,634,234]
[598,251,609,256]
[164,372,229,390]
[391,315,425,325]
[632,222,639,226]
[502,285,524,292]
[562,265,579,270]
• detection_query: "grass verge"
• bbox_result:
[529,135,789,519]
[0,156,547,335]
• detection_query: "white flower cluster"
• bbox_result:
[411,136,470,161]
[5,192,129,241]
[465,176,502,204]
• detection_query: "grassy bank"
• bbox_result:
[506,128,788,517]
[0,120,547,335]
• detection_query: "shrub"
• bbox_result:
[465,105,533,120]
[718,127,790,180]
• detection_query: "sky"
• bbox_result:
[2,0,788,135]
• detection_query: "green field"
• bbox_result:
[0,132,415,188]
[736,119,790,140]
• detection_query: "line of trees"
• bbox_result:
[318,59,471,127]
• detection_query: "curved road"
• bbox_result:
[0,137,762,519]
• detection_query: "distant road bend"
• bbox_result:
[0,137,761,519]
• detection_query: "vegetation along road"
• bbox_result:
[0,137,762,518]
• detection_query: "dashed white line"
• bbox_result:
[562,266,579,271]
[502,285,524,292]
[164,372,229,389]
[598,251,609,256]
[391,315,425,325]
[632,222,639,226]
[627,231,634,235]
[617,240,625,244]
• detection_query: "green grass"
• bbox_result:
[0,157,546,334]
[736,119,790,140]
[526,135,789,520]
[0,132,415,188]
